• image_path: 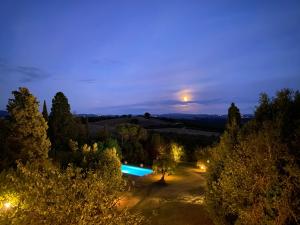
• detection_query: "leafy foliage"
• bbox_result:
[5,87,50,165]
[0,162,144,225]
[206,89,300,225]
[49,92,77,151]
[152,143,182,183]
[116,123,148,163]
[170,143,184,162]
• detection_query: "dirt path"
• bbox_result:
[119,164,214,225]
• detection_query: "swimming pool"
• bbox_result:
[121,164,153,176]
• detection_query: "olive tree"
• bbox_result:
[0,162,144,224]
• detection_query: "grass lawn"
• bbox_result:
[119,163,214,225]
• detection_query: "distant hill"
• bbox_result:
[75,113,99,117]
[158,113,253,120]
[0,110,8,118]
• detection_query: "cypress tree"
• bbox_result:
[226,103,241,143]
[6,87,51,164]
[49,92,77,150]
[42,100,48,121]
[227,102,241,128]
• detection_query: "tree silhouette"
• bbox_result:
[49,92,77,151]
[144,112,150,119]
[42,100,48,121]
[227,102,241,144]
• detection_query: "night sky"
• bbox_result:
[1,1,300,115]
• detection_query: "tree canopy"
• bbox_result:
[49,92,77,150]
[5,87,50,165]
[0,162,143,224]
[206,89,300,225]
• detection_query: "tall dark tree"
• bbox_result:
[226,102,241,144]
[6,87,50,165]
[227,102,241,128]
[49,92,77,151]
[42,100,48,122]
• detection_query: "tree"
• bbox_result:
[0,162,144,224]
[6,87,50,164]
[170,142,184,162]
[116,123,147,163]
[148,133,163,161]
[98,148,122,183]
[102,138,122,159]
[49,92,77,151]
[227,102,241,128]
[152,144,176,183]
[42,100,48,122]
[144,112,151,119]
[206,89,300,225]
[226,103,241,144]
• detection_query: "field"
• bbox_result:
[88,116,221,138]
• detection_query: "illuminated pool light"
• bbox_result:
[121,164,153,176]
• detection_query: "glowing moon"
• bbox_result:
[176,89,193,103]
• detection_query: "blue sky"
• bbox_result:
[0,0,300,114]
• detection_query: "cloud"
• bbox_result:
[78,79,97,84]
[92,58,122,66]
[0,60,50,83]
[93,98,224,114]
[15,66,50,82]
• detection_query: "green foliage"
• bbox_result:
[170,142,184,162]
[49,92,77,151]
[116,123,148,163]
[152,143,177,183]
[0,162,144,224]
[97,148,122,183]
[68,139,79,152]
[206,89,300,225]
[116,123,147,143]
[6,87,50,165]
[100,138,122,159]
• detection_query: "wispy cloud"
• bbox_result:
[92,58,122,66]
[15,66,50,82]
[0,60,50,83]
[78,79,97,84]
[93,98,224,114]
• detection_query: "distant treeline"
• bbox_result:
[157,117,252,133]
[78,114,252,133]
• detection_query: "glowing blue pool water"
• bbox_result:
[121,164,153,176]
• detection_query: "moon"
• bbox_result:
[177,89,192,103]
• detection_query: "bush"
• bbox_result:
[0,162,143,224]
